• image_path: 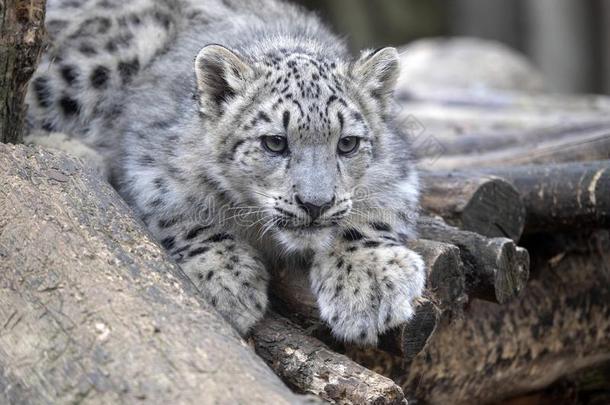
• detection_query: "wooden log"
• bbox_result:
[417,216,529,304]
[481,161,610,233]
[391,299,439,365]
[398,89,610,124]
[419,171,525,241]
[0,0,46,144]
[415,122,610,158]
[270,238,466,360]
[404,239,467,313]
[402,229,610,404]
[418,129,610,170]
[252,312,408,405]
[0,144,313,404]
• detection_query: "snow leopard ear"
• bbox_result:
[351,47,400,111]
[195,44,255,118]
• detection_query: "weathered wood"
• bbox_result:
[420,171,525,241]
[392,300,439,365]
[252,312,408,405]
[417,216,529,304]
[419,129,610,170]
[271,239,466,360]
[398,90,610,130]
[0,144,312,404]
[415,122,610,159]
[403,230,610,405]
[404,239,467,313]
[0,0,46,144]
[481,161,610,233]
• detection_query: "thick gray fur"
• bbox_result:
[26,0,425,344]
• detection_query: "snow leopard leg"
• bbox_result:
[155,219,269,335]
[310,226,426,345]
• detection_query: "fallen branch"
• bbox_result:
[252,312,407,405]
[420,171,525,241]
[0,144,313,404]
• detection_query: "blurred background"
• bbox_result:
[292,0,610,95]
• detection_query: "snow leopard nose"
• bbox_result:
[295,195,335,221]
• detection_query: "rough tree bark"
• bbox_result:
[0,144,314,404]
[398,91,610,136]
[0,0,46,144]
[419,171,525,241]
[252,312,407,405]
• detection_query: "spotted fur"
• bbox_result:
[26,0,425,344]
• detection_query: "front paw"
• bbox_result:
[311,245,425,345]
[182,245,269,336]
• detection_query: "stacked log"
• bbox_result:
[0,131,539,403]
[402,229,610,404]
[382,87,610,404]
[1,3,608,402]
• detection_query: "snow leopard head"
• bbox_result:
[192,44,417,251]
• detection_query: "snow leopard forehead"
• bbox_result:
[253,51,363,143]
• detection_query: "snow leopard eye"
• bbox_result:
[261,135,288,154]
[337,136,360,155]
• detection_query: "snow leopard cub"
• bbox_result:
[27,0,425,344]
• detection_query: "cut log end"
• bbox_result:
[417,216,530,304]
[420,172,526,242]
[406,239,467,312]
[396,300,440,364]
[460,177,525,240]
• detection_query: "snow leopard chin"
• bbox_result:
[274,226,336,253]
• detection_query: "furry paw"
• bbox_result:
[181,244,269,335]
[311,245,425,345]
